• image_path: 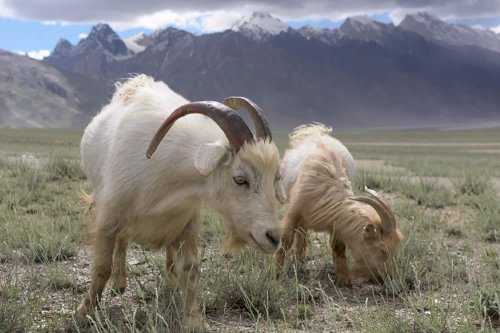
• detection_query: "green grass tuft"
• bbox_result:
[44,156,86,181]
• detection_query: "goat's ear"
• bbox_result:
[363,223,377,238]
[194,143,230,176]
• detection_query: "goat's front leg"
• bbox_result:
[110,228,128,294]
[294,227,308,264]
[275,212,302,275]
[77,212,118,318]
[168,213,202,332]
[330,235,352,287]
[165,244,178,285]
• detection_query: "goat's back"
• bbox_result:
[281,123,355,199]
[80,75,226,192]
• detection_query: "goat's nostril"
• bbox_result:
[266,231,280,248]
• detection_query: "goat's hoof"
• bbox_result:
[166,272,178,286]
[110,281,128,295]
[185,315,203,333]
[110,276,128,295]
[111,287,127,295]
[274,266,285,279]
[352,276,371,286]
[336,276,353,288]
[77,301,96,320]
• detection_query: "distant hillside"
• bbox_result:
[0,50,110,128]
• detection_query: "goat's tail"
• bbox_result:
[80,190,97,245]
[113,74,155,105]
[80,190,95,215]
[289,123,332,147]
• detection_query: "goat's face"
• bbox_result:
[349,211,403,283]
[201,140,284,253]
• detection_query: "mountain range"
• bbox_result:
[2,12,500,129]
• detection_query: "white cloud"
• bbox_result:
[492,25,500,33]
[198,10,242,32]
[22,49,51,60]
[0,0,14,17]
[108,9,248,33]
[2,0,499,28]
[110,9,203,31]
[79,33,87,39]
[389,7,431,25]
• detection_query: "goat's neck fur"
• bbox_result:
[290,149,372,241]
[308,198,371,240]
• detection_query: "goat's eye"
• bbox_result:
[233,176,249,186]
[275,174,282,182]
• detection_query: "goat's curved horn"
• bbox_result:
[146,101,254,158]
[223,97,272,141]
[350,186,397,234]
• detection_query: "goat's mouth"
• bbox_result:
[249,233,276,253]
[352,265,388,283]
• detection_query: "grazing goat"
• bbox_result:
[77,75,285,330]
[275,123,402,286]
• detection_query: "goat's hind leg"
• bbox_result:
[77,211,119,319]
[110,228,128,295]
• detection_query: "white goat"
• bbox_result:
[275,123,402,286]
[77,75,285,330]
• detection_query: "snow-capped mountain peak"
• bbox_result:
[400,11,500,53]
[350,15,376,26]
[407,12,442,25]
[298,25,341,44]
[342,15,386,32]
[299,25,321,34]
[232,12,289,41]
[339,15,393,43]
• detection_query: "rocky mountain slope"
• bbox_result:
[0,50,110,128]
[399,12,500,54]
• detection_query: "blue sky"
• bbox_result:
[1,0,500,59]
[0,18,148,55]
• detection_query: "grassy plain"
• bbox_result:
[0,127,499,332]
